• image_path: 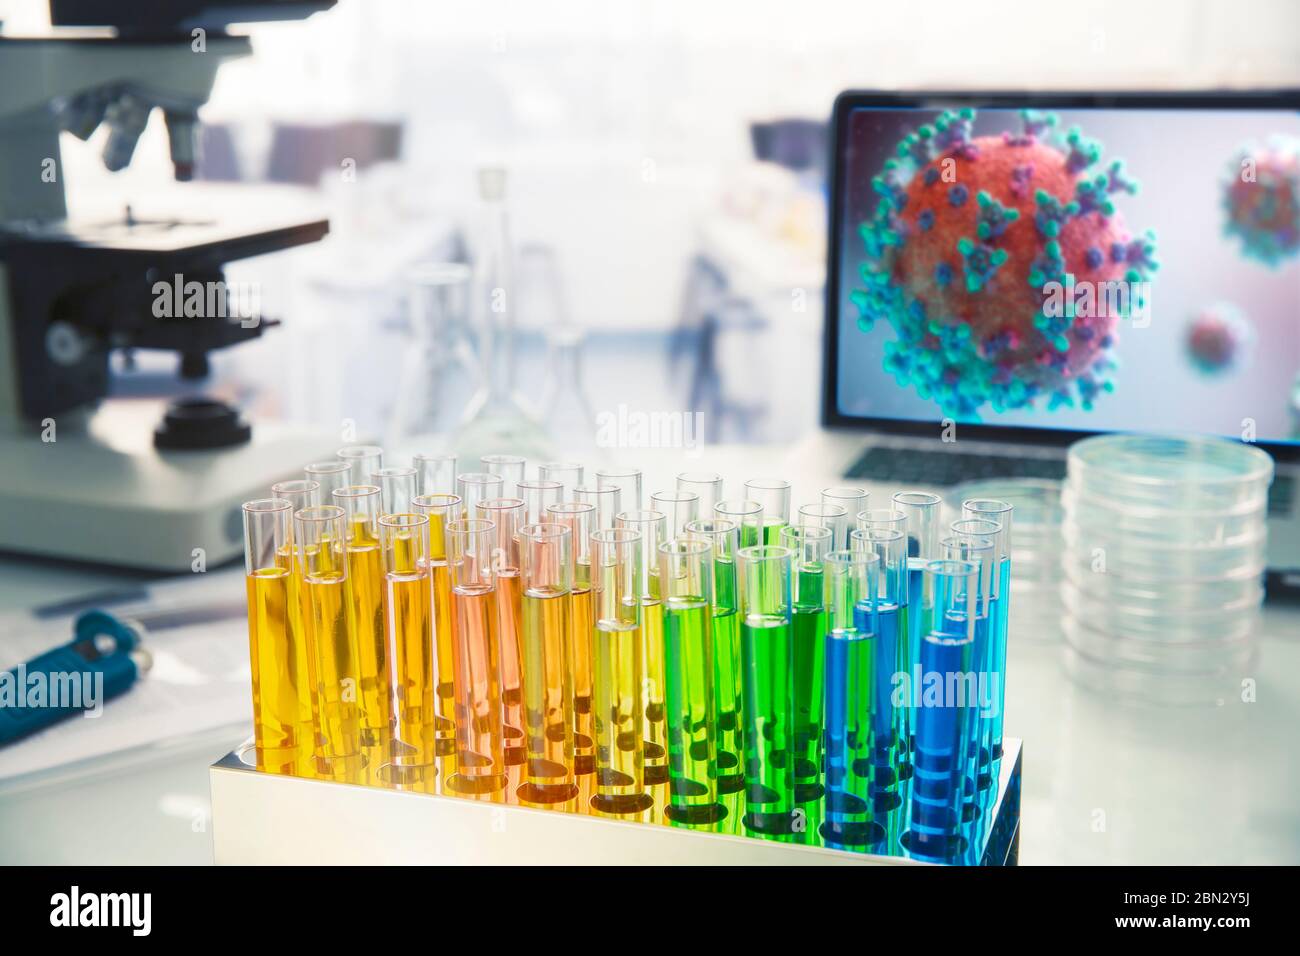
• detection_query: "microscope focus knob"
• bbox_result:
[46,321,91,367]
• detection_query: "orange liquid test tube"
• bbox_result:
[445,518,507,797]
[475,497,527,771]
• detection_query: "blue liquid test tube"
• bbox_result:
[942,529,997,845]
[821,548,882,852]
[891,491,942,788]
[851,526,908,846]
[962,499,1014,766]
[906,559,978,864]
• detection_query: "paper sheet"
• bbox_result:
[0,570,252,782]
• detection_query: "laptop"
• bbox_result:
[804,90,1300,583]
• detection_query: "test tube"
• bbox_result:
[413,452,457,496]
[714,499,764,549]
[951,517,1005,762]
[961,499,1013,766]
[475,497,527,768]
[482,454,527,495]
[822,486,869,523]
[780,523,832,834]
[596,466,643,511]
[379,512,437,780]
[457,472,504,517]
[943,528,997,838]
[683,518,744,803]
[907,559,978,863]
[616,509,669,787]
[650,489,700,537]
[893,490,942,770]
[822,548,883,852]
[412,493,464,761]
[856,508,907,533]
[478,502,527,770]
[517,523,579,805]
[337,445,383,485]
[799,501,850,552]
[737,544,795,839]
[305,460,352,502]
[539,461,585,497]
[444,518,506,796]
[518,479,563,524]
[242,498,313,774]
[295,505,364,779]
[853,527,908,834]
[744,479,791,544]
[574,484,621,530]
[676,471,723,516]
[333,484,391,753]
[589,527,652,815]
[658,537,723,827]
[271,478,320,514]
[375,466,417,517]
[546,501,598,777]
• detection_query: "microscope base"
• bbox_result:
[0,402,339,571]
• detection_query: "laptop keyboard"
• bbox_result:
[845,446,1294,517]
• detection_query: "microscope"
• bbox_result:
[0,1,338,571]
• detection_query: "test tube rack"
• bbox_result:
[209,738,1020,865]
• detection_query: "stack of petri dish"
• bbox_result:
[1060,434,1272,705]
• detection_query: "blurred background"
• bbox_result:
[5,0,1298,453]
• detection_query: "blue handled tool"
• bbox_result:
[0,610,153,746]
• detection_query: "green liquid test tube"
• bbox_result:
[737,544,795,840]
[744,479,791,545]
[684,518,745,806]
[659,537,724,827]
[781,523,831,843]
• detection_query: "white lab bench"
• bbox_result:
[1,442,1297,865]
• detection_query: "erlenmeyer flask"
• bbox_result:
[518,243,599,456]
[386,262,477,447]
[455,167,550,460]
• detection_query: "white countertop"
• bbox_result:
[1,441,1296,864]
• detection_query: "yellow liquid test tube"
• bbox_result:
[475,496,527,769]
[269,479,322,769]
[546,501,597,779]
[413,493,464,766]
[518,523,578,806]
[413,452,457,496]
[380,512,438,787]
[617,509,669,788]
[333,485,391,757]
[445,518,507,797]
[295,505,366,782]
[337,444,383,485]
[242,498,314,775]
[589,527,653,816]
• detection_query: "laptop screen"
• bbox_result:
[830,97,1300,447]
